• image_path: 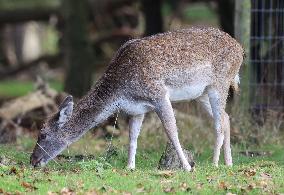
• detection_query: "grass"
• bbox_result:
[183,3,219,25]
[0,80,63,98]
[0,81,283,194]
[0,133,284,194]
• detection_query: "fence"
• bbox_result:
[250,0,284,120]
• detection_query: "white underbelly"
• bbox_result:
[120,99,154,115]
[167,84,207,102]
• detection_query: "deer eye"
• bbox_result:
[39,134,46,140]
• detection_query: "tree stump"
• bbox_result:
[158,142,195,170]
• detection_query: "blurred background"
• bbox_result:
[0,0,283,152]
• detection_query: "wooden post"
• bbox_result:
[234,0,251,111]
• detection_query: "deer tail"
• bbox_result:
[231,74,240,93]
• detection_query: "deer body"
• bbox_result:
[31,27,243,171]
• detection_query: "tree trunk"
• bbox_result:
[62,0,95,97]
[158,142,194,170]
[0,26,8,67]
[141,0,163,36]
[234,0,251,111]
[217,0,234,37]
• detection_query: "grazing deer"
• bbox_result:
[31,27,243,171]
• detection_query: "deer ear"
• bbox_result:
[58,95,74,127]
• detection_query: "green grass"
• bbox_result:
[0,80,63,97]
[0,135,284,194]
[183,3,218,25]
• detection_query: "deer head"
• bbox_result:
[30,95,74,167]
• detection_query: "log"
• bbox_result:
[0,53,62,80]
[0,83,57,120]
[0,79,59,143]
[0,119,18,143]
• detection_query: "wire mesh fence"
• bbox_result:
[250,0,284,121]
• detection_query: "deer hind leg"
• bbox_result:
[197,94,213,118]
[222,111,232,166]
[199,91,233,166]
[207,88,224,166]
[154,96,192,171]
[127,114,144,170]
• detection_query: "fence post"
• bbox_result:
[234,0,251,111]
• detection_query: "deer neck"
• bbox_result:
[62,86,120,143]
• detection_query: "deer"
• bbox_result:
[30,27,244,171]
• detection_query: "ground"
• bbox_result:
[0,81,283,194]
[0,132,283,194]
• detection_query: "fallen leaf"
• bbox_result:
[206,176,215,183]
[9,167,18,175]
[76,180,84,189]
[160,179,173,184]
[108,188,118,193]
[85,189,99,195]
[180,182,187,188]
[43,167,50,173]
[260,172,272,180]
[21,182,32,188]
[157,170,175,178]
[14,191,21,195]
[179,182,190,192]
[136,183,146,193]
[60,187,75,195]
[196,183,204,190]
[21,182,37,190]
[247,183,256,191]
[219,181,228,190]
[258,180,268,188]
[71,168,80,173]
[163,187,175,193]
[47,191,57,195]
[227,170,234,176]
[243,169,256,177]
[226,193,236,195]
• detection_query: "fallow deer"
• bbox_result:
[31,27,243,171]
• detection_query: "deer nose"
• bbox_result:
[30,153,42,167]
[189,161,195,168]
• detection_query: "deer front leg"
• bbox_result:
[127,114,144,170]
[154,96,192,171]
[208,89,224,166]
